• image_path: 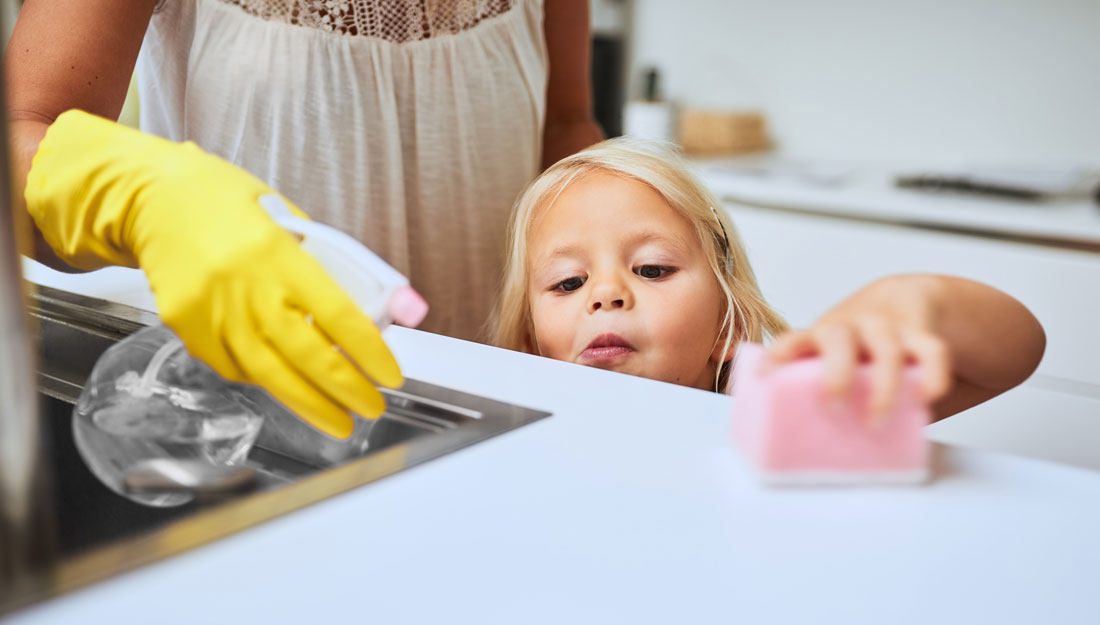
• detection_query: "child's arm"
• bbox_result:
[764,274,1046,421]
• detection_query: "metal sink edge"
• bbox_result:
[5,283,550,615]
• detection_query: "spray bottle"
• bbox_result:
[72,195,428,506]
[257,195,428,329]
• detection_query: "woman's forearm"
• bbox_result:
[9,117,77,271]
[541,116,604,170]
[5,0,157,270]
[541,0,604,169]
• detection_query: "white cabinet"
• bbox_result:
[725,203,1100,387]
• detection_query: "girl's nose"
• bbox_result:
[586,274,634,313]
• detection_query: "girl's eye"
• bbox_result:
[635,265,676,280]
[554,276,586,292]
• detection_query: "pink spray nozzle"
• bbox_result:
[387,285,429,328]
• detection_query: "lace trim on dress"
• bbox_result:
[217,0,519,40]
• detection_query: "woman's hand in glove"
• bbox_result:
[26,110,400,438]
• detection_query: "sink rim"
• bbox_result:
[6,285,550,616]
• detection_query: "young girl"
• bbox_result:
[491,138,1046,421]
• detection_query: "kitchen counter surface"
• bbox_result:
[9,267,1100,624]
[693,158,1100,251]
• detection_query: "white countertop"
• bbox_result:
[693,158,1100,248]
[11,266,1100,624]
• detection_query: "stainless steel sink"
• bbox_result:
[4,285,549,615]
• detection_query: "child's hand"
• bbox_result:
[762,276,953,417]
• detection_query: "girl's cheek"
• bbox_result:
[534,306,573,350]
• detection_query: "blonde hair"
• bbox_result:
[489,137,788,391]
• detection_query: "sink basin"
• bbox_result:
[4,285,549,615]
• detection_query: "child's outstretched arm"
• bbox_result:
[764,274,1046,421]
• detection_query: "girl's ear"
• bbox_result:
[710,316,738,364]
[709,338,736,364]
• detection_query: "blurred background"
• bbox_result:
[595,0,1100,166]
[595,0,1100,466]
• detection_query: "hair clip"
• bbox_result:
[709,205,733,274]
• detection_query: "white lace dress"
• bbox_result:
[136,0,548,341]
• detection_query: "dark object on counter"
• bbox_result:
[1093,181,1100,204]
[896,173,1044,200]
[591,34,625,137]
[643,67,661,102]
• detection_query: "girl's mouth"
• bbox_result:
[579,333,636,364]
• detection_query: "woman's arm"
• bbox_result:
[541,0,604,170]
[5,0,156,270]
[766,274,1046,421]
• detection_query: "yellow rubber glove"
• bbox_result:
[25,110,402,439]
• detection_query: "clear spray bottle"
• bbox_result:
[72,195,428,506]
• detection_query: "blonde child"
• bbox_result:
[491,138,1046,421]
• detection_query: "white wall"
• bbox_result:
[628,0,1100,167]
[1,0,17,51]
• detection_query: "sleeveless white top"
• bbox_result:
[136,0,548,341]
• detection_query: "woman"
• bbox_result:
[6,0,603,436]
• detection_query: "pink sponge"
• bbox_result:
[729,343,931,486]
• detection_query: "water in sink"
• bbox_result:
[72,326,264,507]
[74,395,263,507]
[93,396,260,462]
